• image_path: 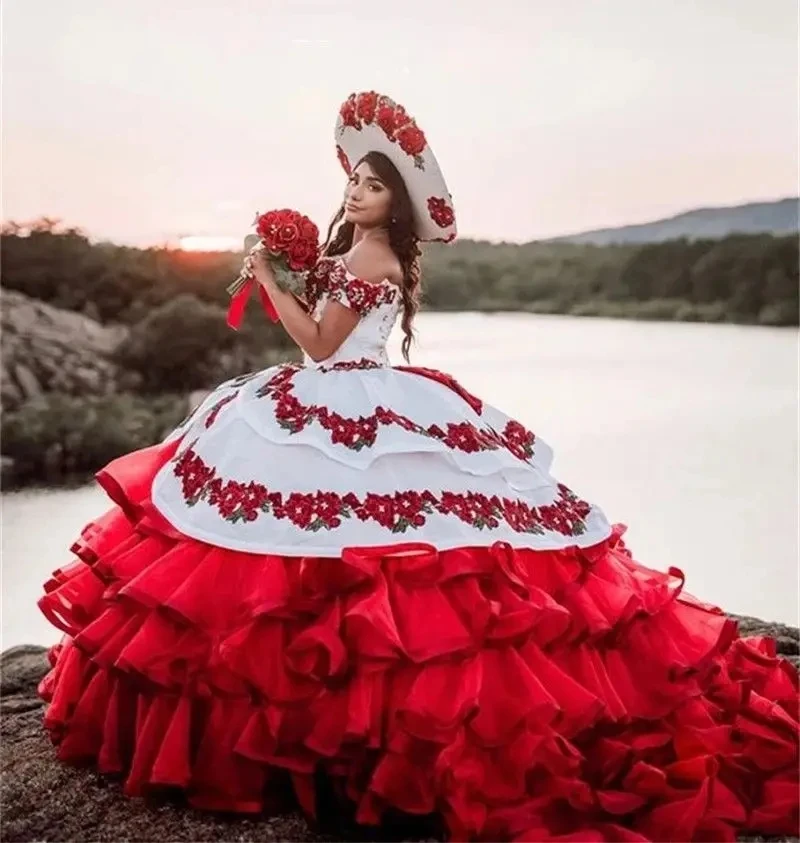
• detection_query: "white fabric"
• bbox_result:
[152,274,613,557]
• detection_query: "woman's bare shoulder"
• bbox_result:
[345,239,403,287]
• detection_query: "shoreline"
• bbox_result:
[427,304,800,327]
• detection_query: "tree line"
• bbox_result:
[1,219,795,486]
[3,220,797,332]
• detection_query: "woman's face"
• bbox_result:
[343,160,393,229]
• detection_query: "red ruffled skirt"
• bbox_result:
[37,438,799,841]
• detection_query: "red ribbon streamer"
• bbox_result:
[226,278,279,330]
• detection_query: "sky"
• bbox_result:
[2,0,798,246]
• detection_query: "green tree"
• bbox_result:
[115,294,236,391]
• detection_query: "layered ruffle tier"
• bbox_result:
[37,436,799,841]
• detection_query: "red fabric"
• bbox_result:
[226,278,279,330]
[37,438,800,840]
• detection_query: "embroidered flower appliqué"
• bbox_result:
[339,92,427,171]
[254,364,535,459]
[204,393,237,428]
[427,196,455,229]
[172,441,592,536]
[304,257,398,317]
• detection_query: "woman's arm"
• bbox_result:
[250,253,358,362]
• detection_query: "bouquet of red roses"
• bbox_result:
[226,209,319,329]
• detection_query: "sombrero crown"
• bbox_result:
[335,91,457,244]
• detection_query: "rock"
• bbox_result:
[1,289,129,412]
[117,369,144,392]
[731,614,800,653]
[12,364,42,400]
[71,365,103,392]
[1,376,23,408]
[0,646,329,843]
[2,617,798,843]
[0,645,49,695]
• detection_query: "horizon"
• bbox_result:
[3,0,798,246]
[6,194,798,253]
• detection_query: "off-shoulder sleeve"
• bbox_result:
[326,261,398,317]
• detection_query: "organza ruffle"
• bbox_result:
[37,440,799,841]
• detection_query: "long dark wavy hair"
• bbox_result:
[322,151,421,362]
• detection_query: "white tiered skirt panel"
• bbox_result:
[153,365,612,556]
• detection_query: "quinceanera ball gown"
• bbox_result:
[37,254,799,841]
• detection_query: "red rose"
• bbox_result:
[396,124,426,156]
[356,91,378,124]
[300,218,319,241]
[340,94,359,128]
[284,493,314,528]
[259,230,277,252]
[256,210,280,240]
[363,493,395,528]
[392,105,412,129]
[376,101,397,138]
[427,196,455,228]
[274,222,300,250]
[287,240,313,271]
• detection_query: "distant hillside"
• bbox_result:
[550,198,798,245]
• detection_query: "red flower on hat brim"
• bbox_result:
[335,91,457,244]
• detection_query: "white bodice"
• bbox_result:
[302,256,402,369]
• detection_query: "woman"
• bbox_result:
[37,91,798,841]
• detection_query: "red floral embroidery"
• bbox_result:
[340,94,359,129]
[427,196,455,229]
[396,124,426,157]
[303,261,327,310]
[336,144,351,175]
[355,91,378,124]
[305,257,398,316]
[502,420,536,460]
[255,365,537,462]
[204,393,237,428]
[376,102,397,136]
[319,358,383,373]
[395,365,483,415]
[338,93,427,171]
[176,384,248,432]
[392,104,412,132]
[333,276,397,316]
[435,421,496,453]
[172,442,591,536]
[172,445,216,505]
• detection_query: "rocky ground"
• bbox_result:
[1,289,131,412]
[1,615,797,843]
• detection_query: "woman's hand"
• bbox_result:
[247,248,276,289]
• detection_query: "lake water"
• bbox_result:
[3,312,798,650]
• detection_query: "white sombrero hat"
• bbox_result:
[335,91,457,244]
